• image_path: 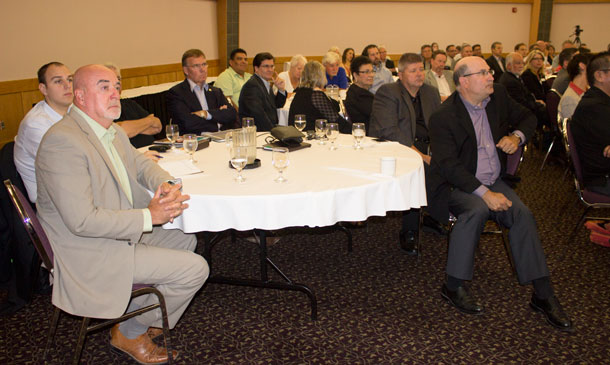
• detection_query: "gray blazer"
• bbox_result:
[369,81,441,147]
[35,108,172,318]
[424,70,456,95]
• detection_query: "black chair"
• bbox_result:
[3,179,174,364]
[540,89,562,171]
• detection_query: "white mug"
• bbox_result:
[380,157,396,176]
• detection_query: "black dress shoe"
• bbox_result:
[530,294,573,331]
[441,284,484,315]
[399,230,417,256]
[422,214,449,236]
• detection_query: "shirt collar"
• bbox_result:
[459,93,490,112]
[256,74,271,90]
[569,81,585,96]
[72,105,116,142]
[187,78,208,92]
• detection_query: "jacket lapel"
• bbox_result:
[451,94,477,143]
[399,83,417,138]
[485,93,501,142]
[254,75,274,108]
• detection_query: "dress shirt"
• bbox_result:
[494,55,505,72]
[433,72,452,97]
[370,64,394,94]
[14,100,65,202]
[214,67,252,107]
[187,79,212,120]
[73,106,152,232]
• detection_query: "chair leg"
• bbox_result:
[72,317,90,365]
[500,229,516,275]
[569,206,591,243]
[152,288,173,364]
[540,137,556,171]
[44,307,61,359]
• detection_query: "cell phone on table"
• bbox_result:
[149,145,170,152]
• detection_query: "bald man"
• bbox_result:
[35,64,209,363]
[427,57,571,331]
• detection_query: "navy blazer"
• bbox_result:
[166,79,237,135]
[238,74,287,131]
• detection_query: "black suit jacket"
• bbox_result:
[238,74,287,131]
[166,79,237,135]
[427,84,536,222]
[486,55,505,82]
[345,84,374,127]
[520,69,547,101]
[498,72,538,112]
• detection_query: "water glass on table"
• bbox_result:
[294,114,306,133]
[352,123,366,150]
[230,146,247,183]
[272,147,289,183]
[326,123,339,150]
[165,123,179,152]
[183,134,198,163]
[315,119,327,145]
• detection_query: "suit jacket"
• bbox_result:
[167,79,237,135]
[498,72,538,112]
[424,70,456,95]
[35,108,172,318]
[369,81,441,147]
[427,85,536,223]
[486,55,505,81]
[345,84,374,127]
[520,69,547,101]
[238,74,287,131]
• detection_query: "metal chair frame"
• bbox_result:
[3,179,173,364]
[540,89,562,171]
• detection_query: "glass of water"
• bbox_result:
[183,134,198,163]
[230,145,247,183]
[294,114,306,133]
[326,123,339,150]
[165,123,179,152]
[352,123,366,150]
[272,147,289,183]
[315,119,327,145]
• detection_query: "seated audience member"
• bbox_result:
[558,53,590,120]
[14,62,73,202]
[421,44,433,70]
[278,54,307,94]
[424,50,456,102]
[104,63,162,149]
[552,40,575,69]
[453,43,472,62]
[472,44,483,58]
[486,42,505,81]
[446,44,459,70]
[370,53,443,253]
[431,42,439,52]
[427,56,571,331]
[323,52,349,89]
[342,47,355,80]
[498,52,547,127]
[362,44,394,94]
[552,48,578,95]
[239,52,287,131]
[521,50,549,103]
[515,43,528,58]
[379,45,397,76]
[345,56,375,127]
[571,52,610,196]
[546,44,556,65]
[35,64,209,363]
[167,49,237,134]
[214,48,251,108]
[288,61,351,134]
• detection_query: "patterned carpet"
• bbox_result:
[1,148,610,364]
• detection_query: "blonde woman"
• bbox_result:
[521,49,548,102]
[278,54,307,93]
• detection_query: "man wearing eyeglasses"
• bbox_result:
[167,49,237,135]
[238,52,287,131]
[427,56,572,331]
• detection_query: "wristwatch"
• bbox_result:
[511,133,522,145]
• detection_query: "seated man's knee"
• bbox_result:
[458,199,489,225]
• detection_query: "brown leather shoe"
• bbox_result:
[110,324,177,364]
[147,327,164,340]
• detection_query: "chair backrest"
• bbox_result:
[506,144,524,176]
[565,121,586,190]
[3,179,54,272]
[546,89,561,131]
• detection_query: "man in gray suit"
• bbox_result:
[370,53,443,254]
[35,65,209,364]
[424,50,456,102]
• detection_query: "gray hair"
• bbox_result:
[505,52,520,68]
[322,51,340,65]
[300,61,327,89]
[290,54,307,69]
[453,60,469,86]
[397,53,423,73]
[328,46,340,55]
[103,62,119,74]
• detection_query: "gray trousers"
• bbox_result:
[447,179,549,284]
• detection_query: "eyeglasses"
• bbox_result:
[187,63,207,69]
[463,69,494,77]
[259,64,275,69]
[356,70,375,75]
[530,57,544,61]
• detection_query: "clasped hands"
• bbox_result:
[148,182,190,225]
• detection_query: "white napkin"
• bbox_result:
[158,160,202,177]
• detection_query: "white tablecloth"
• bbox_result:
[154,134,426,233]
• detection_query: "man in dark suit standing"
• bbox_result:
[427,56,571,331]
[167,49,237,135]
[486,41,505,82]
[369,53,443,255]
[238,52,287,131]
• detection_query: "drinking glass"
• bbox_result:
[315,119,327,145]
[294,114,306,133]
[165,124,179,152]
[230,146,247,183]
[183,134,198,163]
[326,123,339,150]
[224,130,233,157]
[242,117,254,128]
[272,147,289,183]
[352,122,366,150]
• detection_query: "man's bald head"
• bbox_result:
[73,64,121,128]
[453,56,495,104]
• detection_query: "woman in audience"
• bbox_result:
[521,49,548,102]
[431,42,439,52]
[342,47,355,80]
[546,44,556,65]
[278,54,307,94]
[323,52,349,89]
[558,53,590,119]
[288,61,351,134]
